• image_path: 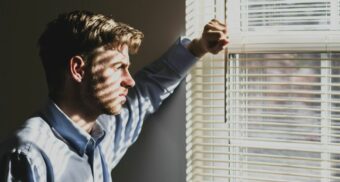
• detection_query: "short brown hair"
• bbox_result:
[38,10,144,99]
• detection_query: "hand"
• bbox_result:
[188,19,228,57]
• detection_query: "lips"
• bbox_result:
[119,95,127,105]
[119,90,128,104]
[119,90,128,97]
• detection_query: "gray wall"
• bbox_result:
[0,0,187,181]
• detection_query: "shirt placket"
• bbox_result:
[86,140,103,181]
[93,147,104,181]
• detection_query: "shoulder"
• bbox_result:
[16,116,53,143]
[1,115,53,152]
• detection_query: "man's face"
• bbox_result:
[82,44,135,115]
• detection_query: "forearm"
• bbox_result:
[132,37,198,108]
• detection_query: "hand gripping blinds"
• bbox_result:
[186,0,340,181]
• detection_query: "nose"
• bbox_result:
[121,70,135,88]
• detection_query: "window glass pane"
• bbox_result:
[227,53,322,142]
[226,53,340,181]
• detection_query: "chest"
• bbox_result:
[42,140,112,182]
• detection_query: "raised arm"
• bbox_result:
[97,19,228,169]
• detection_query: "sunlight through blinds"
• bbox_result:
[186,0,340,181]
[186,0,227,181]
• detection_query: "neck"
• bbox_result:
[54,96,99,133]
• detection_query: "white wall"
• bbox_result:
[0,0,187,181]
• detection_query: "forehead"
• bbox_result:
[91,44,130,64]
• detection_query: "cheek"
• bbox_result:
[105,70,122,88]
[91,69,123,95]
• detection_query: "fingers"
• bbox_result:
[189,19,228,57]
[204,23,227,34]
[205,19,227,33]
[205,30,226,42]
[204,30,228,53]
[211,19,226,26]
[201,19,228,55]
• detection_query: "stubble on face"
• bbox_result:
[83,47,129,115]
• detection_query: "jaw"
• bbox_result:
[82,89,125,116]
[98,97,125,115]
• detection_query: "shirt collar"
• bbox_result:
[41,100,106,156]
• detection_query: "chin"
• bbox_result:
[103,104,123,115]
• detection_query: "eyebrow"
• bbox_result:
[95,51,130,66]
[111,61,129,67]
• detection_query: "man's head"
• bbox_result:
[38,10,144,115]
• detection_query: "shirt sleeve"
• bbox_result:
[98,37,198,168]
[130,36,198,115]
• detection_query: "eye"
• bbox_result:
[113,63,127,71]
[117,65,124,70]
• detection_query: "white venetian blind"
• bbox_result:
[186,0,227,181]
[186,0,340,181]
[228,0,340,52]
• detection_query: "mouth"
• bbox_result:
[119,90,128,97]
[119,92,128,104]
[120,96,127,105]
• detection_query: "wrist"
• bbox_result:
[188,38,207,58]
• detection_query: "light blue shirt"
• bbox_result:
[0,38,197,182]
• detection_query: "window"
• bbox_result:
[186,0,340,181]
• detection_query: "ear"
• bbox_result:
[69,56,86,83]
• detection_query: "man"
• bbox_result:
[0,10,227,181]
